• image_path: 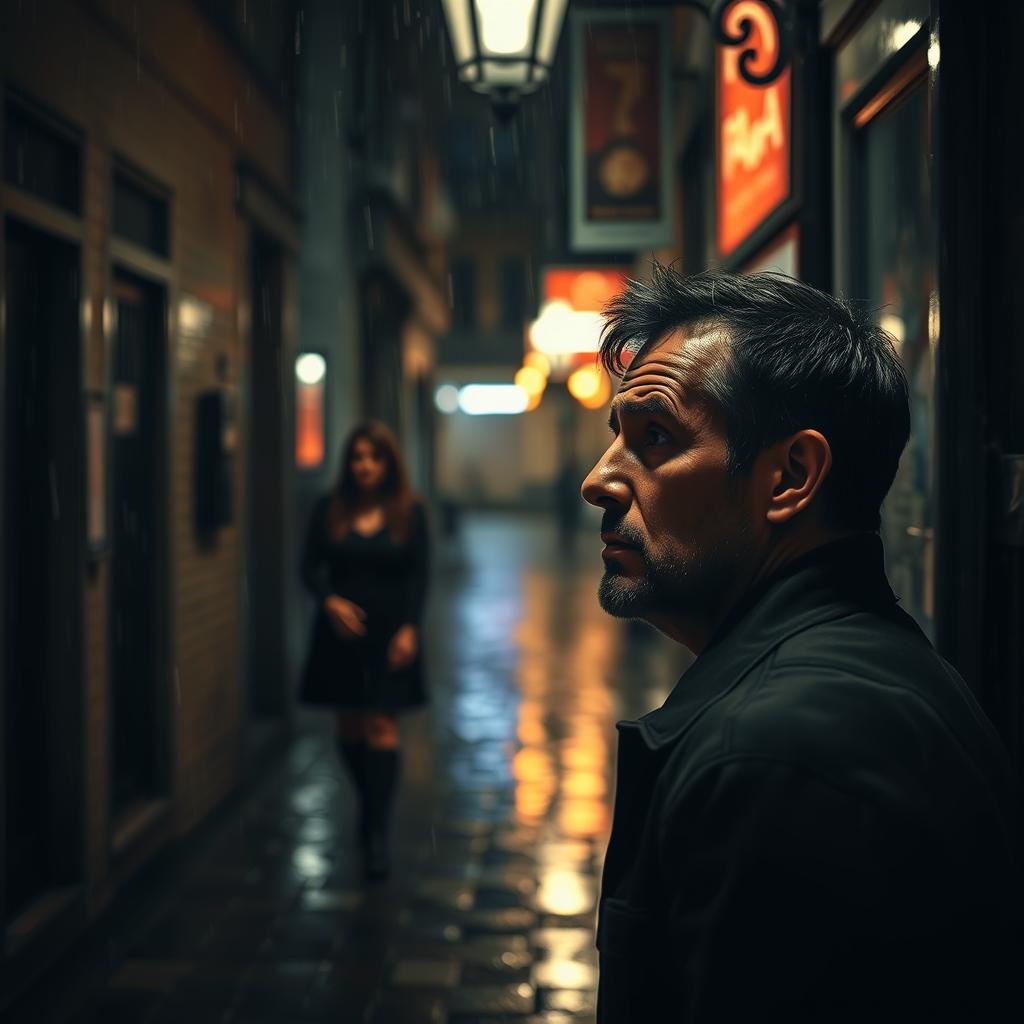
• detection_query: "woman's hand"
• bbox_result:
[324,595,367,639]
[387,624,418,670]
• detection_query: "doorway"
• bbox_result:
[3,218,83,921]
[247,230,286,717]
[109,270,166,822]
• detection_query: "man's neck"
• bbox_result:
[651,526,864,655]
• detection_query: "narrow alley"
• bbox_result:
[25,515,685,1024]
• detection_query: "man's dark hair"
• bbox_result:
[599,264,911,531]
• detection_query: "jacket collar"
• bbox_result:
[626,533,902,752]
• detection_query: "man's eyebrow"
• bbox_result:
[607,396,677,429]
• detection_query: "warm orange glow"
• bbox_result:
[524,350,552,376]
[567,364,611,409]
[515,364,547,396]
[562,772,606,800]
[295,380,325,468]
[516,707,548,746]
[513,746,557,821]
[544,267,629,311]
[559,798,610,838]
[511,573,619,842]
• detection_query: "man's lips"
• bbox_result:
[601,532,639,552]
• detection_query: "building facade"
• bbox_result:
[0,0,302,998]
[0,0,450,1005]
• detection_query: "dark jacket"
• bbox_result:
[597,534,1018,1023]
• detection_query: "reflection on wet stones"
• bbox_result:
[447,981,536,1015]
[460,906,537,934]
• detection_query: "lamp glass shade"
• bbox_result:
[440,0,475,65]
[475,0,537,57]
[481,60,531,86]
[442,0,568,97]
[535,0,568,67]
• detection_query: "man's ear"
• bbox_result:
[763,430,832,525]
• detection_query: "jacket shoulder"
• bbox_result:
[674,610,1006,808]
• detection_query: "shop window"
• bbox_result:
[113,167,170,257]
[3,97,81,214]
[852,80,935,636]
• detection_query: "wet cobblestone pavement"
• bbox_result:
[65,514,690,1023]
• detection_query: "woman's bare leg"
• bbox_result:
[364,710,400,750]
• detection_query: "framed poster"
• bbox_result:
[569,8,673,252]
[86,389,109,557]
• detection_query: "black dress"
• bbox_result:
[299,496,429,710]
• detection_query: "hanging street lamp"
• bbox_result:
[440,0,569,120]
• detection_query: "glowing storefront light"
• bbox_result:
[434,383,460,414]
[295,352,326,469]
[458,383,530,415]
[528,300,607,357]
[514,364,547,397]
[295,351,326,385]
[567,363,611,410]
[523,350,552,376]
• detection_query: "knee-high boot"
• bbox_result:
[362,747,399,880]
[336,739,369,844]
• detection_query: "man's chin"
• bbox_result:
[597,571,651,618]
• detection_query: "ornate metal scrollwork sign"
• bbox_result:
[680,0,791,87]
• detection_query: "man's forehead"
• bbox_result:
[616,325,726,402]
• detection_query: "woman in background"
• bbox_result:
[300,421,429,881]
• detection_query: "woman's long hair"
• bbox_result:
[328,421,416,543]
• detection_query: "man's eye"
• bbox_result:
[645,425,670,445]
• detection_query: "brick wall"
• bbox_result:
[1,0,296,912]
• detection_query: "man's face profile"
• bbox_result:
[581,328,758,635]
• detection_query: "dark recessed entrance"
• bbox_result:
[3,218,83,921]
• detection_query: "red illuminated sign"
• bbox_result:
[716,1,792,256]
[542,267,630,310]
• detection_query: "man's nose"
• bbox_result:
[581,458,631,510]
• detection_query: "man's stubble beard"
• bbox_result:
[597,519,756,625]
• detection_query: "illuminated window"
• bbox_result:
[295,352,326,469]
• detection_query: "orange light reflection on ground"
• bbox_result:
[512,572,618,839]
